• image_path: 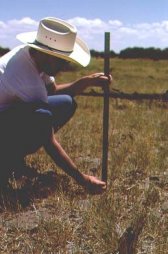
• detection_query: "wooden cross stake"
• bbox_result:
[102,32,110,182]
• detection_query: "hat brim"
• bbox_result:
[16,31,90,67]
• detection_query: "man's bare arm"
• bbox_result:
[47,73,112,96]
[44,130,106,194]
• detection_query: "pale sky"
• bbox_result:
[1,0,168,52]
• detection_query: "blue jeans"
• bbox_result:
[0,95,77,163]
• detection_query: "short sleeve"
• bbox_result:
[40,73,56,86]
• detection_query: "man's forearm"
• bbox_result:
[44,132,85,185]
[55,77,89,96]
[44,130,107,194]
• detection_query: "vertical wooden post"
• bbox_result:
[102,32,110,182]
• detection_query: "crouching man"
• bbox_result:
[0,17,112,194]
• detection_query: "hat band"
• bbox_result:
[30,40,73,54]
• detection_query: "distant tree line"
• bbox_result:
[0,46,10,56]
[90,49,117,58]
[91,47,168,60]
[1,45,168,60]
[119,47,168,60]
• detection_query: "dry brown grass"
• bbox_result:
[0,58,167,253]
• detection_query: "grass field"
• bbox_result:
[0,58,168,253]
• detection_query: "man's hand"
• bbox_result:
[85,72,112,88]
[82,174,107,194]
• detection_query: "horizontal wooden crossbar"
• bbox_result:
[80,90,168,101]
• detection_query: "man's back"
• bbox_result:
[0,45,48,111]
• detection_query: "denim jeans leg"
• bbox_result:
[47,94,77,131]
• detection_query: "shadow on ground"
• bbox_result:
[0,167,77,211]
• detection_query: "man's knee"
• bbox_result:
[63,96,77,121]
[67,96,77,116]
[48,94,77,116]
[48,95,77,131]
[59,95,77,116]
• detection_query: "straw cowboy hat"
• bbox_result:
[16,17,90,67]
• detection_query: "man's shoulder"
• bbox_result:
[0,45,28,65]
[9,45,36,72]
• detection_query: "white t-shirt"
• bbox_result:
[0,45,55,111]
